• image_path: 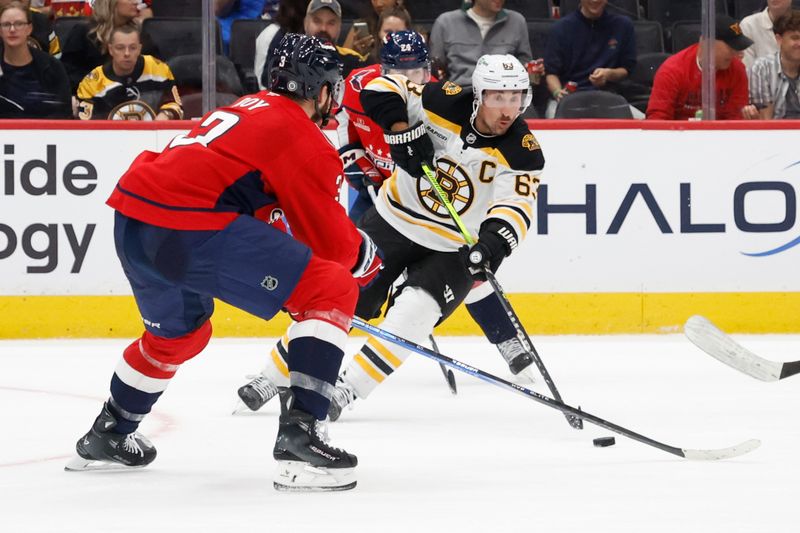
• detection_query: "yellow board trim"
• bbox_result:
[353,353,385,383]
[1,293,799,338]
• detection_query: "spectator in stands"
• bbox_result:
[363,5,412,64]
[41,0,151,20]
[429,0,530,87]
[60,0,154,91]
[0,0,60,56]
[341,0,402,56]
[544,0,636,118]
[216,0,267,54]
[77,24,181,120]
[0,1,71,117]
[741,0,793,69]
[254,0,308,89]
[40,0,92,18]
[256,0,366,89]
[747,10,800,119]
[647,15,753,120]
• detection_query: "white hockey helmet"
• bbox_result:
[471,54,532,122]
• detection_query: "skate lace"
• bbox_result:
[498,338,527,364]
[331,380,356,411]
[313,419,344,453]
[122,433,144,457]
[246,375,278,401]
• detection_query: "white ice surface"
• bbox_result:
[1,334,799,533]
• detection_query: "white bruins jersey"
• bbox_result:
[361,76,544,252]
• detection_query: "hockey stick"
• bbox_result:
[685,315,800,382]
[430,334,457,394]
[420,163,583,429]
[352,317,760,460]
[367,184,456,393]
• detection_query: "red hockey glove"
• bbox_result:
[352,229,383,287]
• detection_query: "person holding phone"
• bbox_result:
[342,0,403,56]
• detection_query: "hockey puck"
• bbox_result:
[593,437,616,447]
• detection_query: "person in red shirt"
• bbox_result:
[65,34,381,492]
[647,15,754,120]
[336,29,431,222]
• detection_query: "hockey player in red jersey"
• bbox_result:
[65,34,382,492]
[235,54,545,421]
[336,30,432,222]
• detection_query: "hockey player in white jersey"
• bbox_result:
[237,54,544,420]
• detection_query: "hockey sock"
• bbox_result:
[343,287,441,399]
[287,318,348,420]
[260,332,291,387]
[109,322,211,433]
[465,283,516,344]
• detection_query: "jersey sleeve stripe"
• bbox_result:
[424,110,461,136]
[488,207,528,240]
[366,78,405,95]
[489,202,532,227]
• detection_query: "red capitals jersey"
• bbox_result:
[107,92,361,270]
[336,64,394,178]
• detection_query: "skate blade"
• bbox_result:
[64,455,147,472]
[231,399,251,415]
[515,367,537,384]
[273,461,356,492]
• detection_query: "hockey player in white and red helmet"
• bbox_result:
[235,53,546,422]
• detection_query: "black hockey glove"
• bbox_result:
[460,220,518,281]
[384,122,434,179]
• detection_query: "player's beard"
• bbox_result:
[311,96,334,127]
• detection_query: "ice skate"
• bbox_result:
[326,377,357,422]
[273,389,357,492]
[498,337,536,381]
[233,374,281,414]
[65,403,156,472]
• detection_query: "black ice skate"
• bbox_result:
[498,337,535,377]
[65,402,156,472]
[234,375,281,413]
[326,377,357,422]
[273,389,357,492]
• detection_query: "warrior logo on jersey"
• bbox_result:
[417,157,474,217]
[521,133,540,151]
[108,100,157,121]
[442,81,462,96]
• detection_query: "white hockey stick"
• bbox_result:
[684,315,800,382]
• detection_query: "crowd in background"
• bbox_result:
[0,0,799,120]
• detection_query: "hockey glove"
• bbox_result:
[460,220,518,281]
[341,147,384,191]
[352,229,383,287]
[384,122,434,179]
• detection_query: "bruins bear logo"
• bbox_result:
[442,81,462,96]
[521,133,540,151]
[416,158,474,217]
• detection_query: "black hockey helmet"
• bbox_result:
[265,33,344,106]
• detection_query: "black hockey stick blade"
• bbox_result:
[484,271,583,430]
[354,317,760,461]
[430,335,457,394]
[685,315,800,382]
